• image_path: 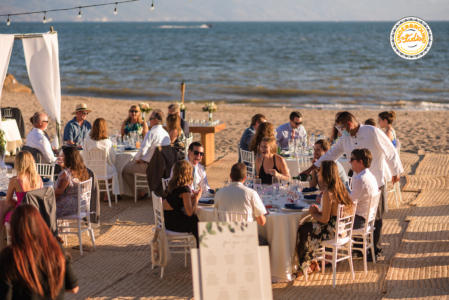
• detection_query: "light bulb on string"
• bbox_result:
[151,0,154,10]
[43,12,47,23]
[7,15,10,26]
[114,3,118,15]
[78,8,82,18]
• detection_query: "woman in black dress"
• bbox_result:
[255,137,290,184]
[0,205,79,300]
[163,160,202,245]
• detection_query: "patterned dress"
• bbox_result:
[172,131,186,161]
[55,169,86,217]
[124,121,143,135]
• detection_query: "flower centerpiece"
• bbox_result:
[174,102,186,111]
[139,103,153,122]
[202,102,218,122]
[0,129,7,166]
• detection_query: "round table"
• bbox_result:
[114,150,138,196]
[195,190,320,282]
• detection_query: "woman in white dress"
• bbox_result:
[83,118,120,200]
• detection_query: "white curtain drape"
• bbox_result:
[0,35,15,120]
[23,33,61,148]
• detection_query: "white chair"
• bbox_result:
[5,222,11,246]
[313,201,358,287]
[385,138,402,208]
[151,192,195,278]
[214,208,250,223]
[240,149,255,176]
[3,108,12,119]
[162,178,170,191]
[84,149,117,207]
[184,133,193,158]
[352,191,381,273]
[35,163,55,187]
[134,173,150,203]
[57,178,95,255]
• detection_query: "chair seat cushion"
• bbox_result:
[166,229,193,237]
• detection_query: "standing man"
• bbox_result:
[168,103,189,137]
[276,111,307,149]
[63,103,92,146]
[26,113,57,164]
[299,111,403,259]
[123,109,171,199]
[239,114,266,152]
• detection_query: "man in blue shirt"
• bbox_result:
[276,111,307,149]
[63,103,92,146]
[239,114,266,152]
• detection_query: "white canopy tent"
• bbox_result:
[0,32,61,148]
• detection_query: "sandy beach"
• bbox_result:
[2,90,448,156]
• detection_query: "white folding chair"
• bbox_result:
[84,149,117,207]
[385,138,402,208]
[35,163,55,187]
[3,108,12,119]
[352,191,381,273]
[134,173,150,203]
[57,178,95,255]
[162,178,170,191]
[214,208,250,223]
[240,149,255,176]
[5,222,11,246]
[151,192,195,278]
[314,201,358,287]
[184,133,193,158]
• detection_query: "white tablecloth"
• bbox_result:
[196,192,319,282]
[0,120,22,153]
[115,151,138,196]
[285,156,351,176]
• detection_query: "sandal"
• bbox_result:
[296,262,321,278]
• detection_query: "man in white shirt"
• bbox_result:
[300,111,404,256]
[170,142,210,192]
[26,113,57,164]
[276,111,307,149]
[122,109,170,198]
[214,163,268,246]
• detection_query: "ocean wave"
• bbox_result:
[155,24,212,29]
[219,87,362,98]
[63,86,171,99]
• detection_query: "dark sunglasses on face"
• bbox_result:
[193,150,204,156]
[149,117,157,120]
[81,112,88,115]
[42,120,49,123]
[129,110,139,113]
[293,122,302,126]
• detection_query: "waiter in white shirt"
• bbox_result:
[123,109,170,199]
[26,113,57,164]
[170,142,210,192]
[300,111,403,257]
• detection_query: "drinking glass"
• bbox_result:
[253,178,261,194]
[189,119,193,125]
[288,139,294,153]
[195,119,200,125]
[272,177,280,200]
[201,120,206,126]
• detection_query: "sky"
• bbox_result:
[1,0,449,22]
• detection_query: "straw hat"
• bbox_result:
[71,103,92,115]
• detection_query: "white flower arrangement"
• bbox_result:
[174,102,186,110]
[202,102,218,113]
[139,103,153,114]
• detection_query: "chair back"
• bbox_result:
[22,146,43,164]
[237,142,241,162]
[396,138,401,156]
[35,163,55,179]
[152,192,165,229]
[363,191,381,233]
[240,149,255,176]
[213,208,250,223]
[77,178,92,216]
[84,149,108,178]
[5,222,11,246]
[3,108,12,118]
[162,178,170,191]
[334,201,357,245]
[184,134,193,158]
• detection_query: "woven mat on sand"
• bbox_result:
[403,175,449,192]
[399,153,421,175]
[415,164,449,176]
[420,154,449,165]
[383,287,449,299]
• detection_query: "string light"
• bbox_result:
[151,0,154,10]
[43,12,47,23]
[78,7,82,18]
[114,3,118,15]
[6,15,10,26]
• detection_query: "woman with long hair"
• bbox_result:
[378,110,397,147]
[163,160,202,244]
[166,113,186,160]
[328,111,343,143]
[296,160,354,277]
[0,205,79,299]
[83,118,119,200]
[54,147,90,218]
[3,151,43,225]
[120,104,149,138]
[255,137,290,184]
[249,122,274,155]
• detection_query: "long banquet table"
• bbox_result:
[196,191,320,282]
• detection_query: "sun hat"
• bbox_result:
[71,103,92,115]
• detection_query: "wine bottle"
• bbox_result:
[292,174,312,181]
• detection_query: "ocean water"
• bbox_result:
[2,21,449,110]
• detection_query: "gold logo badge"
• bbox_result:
[390,17,432,60]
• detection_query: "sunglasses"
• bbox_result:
[293,122,303,126]
[193,150,204,156]
[42,120,49,123]
[149,117,157,120]
[81,112,88,115]
[129,110,139,113]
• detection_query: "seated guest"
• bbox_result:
[166,113,186,160]
[215,163,268,246]
[26,113,58,164]
[83,118,119,200]
[29,112,51,142]
[249,122,274,155]
[0,205,79,299]
[310,139,349,194]
[276,111,307,149]
[364,118,377,127]
[171,142,210,192]
[121,104,149,138]
[168,103,189,136]
[54,147,90,218]
[328,111,343,143]
[296,161,355,277]
[240,114,266,152]
[163,160,201,245]
[378,111,397,147]
[123,109,170,199]
[255,137,290,184]
[3,151,43,225]
[63,103,92,146]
